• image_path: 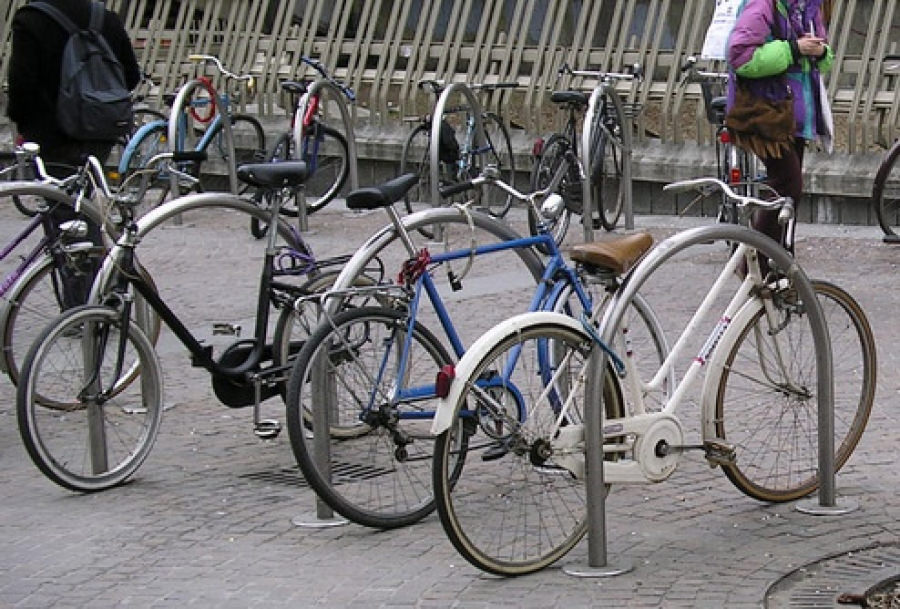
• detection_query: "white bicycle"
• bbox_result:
[430,178,876,576]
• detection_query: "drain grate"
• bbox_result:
[766,543,900,608]
[239,461,394,487]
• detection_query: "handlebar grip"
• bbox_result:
[172,151,208,163]
[778,198,795,225]
[439,181,475,198]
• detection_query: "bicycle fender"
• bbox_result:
[430,311,586,436]
[698,296,763,441]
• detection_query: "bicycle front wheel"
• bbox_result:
[477,112,516,218]
[714,279,876,502]
[17,305,164,492]
[433,317,623,576]
[589,95,626,231]
[302,123,349,214]
[399,123,434,217]
[528,133,574,252]
[874,139,900,240]
[285,305,459,529]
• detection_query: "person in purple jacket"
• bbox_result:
[727,0,834,256]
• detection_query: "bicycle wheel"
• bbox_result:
[476,112,516,218]
[874,139,900,240]
[590,95,625,231]
[432,317,623,576]
[399,124,433,217]
[2,248,161,388]
[17,305,164,492]
[119,120,173,209]
[203,113,266,194]
[714,279,876,502]
[301,123,349,214]
[528,133,574,252]
[285,305,464,529]
[249,132,301,238]
[108,108,167,179]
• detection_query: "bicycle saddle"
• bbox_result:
[569,232,653,276]
[346,173,419,210]
[236,161,309,188]
[550,91,589,107]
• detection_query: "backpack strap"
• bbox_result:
[88,1,105,33]
[25,2,79,34]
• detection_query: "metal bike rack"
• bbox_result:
[168,81,239,199]
[567,224,851,579]
[292,79,360,233]
[580,82,635,239]
[430,83,487,223]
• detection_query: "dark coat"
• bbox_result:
[6,0,141,161]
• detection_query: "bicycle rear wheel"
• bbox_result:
[17,305,163,492]
[399,123,434,217]
[432,316,623,576]
[203,113,266,194]
[285,305,463,529]
[874,139,900,240]
[714,280,876,502]
[528,133,574,252]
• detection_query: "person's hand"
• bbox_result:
[797,35,827,57]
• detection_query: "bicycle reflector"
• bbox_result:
[730,167,742,184]
[435,364,455,398]
[532,138,544,158]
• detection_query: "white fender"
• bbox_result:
[430,311,587,436]
[698,295,764,441]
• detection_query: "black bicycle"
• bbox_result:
[15,158,380,493]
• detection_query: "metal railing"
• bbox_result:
[2,0,898,153]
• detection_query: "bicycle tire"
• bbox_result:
[874,138,900,239]
[432,316,623,576]
[2,248,161,389]
[589,93,626,231]
[108,108,168,179]
[714,279,876,502]
[202,113,266,194]
[302,123,349,214]
[17,304,164,492]
[528,133,574,252]
[119,120,175,210]
[399,123,439,239]
[477,112,516,218]
[285,305,465,529]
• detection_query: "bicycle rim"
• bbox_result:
[715,280,875,502]
[528,133,574,252]
[479,112,516,218]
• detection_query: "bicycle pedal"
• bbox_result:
[254,419,281,439]
[213,322,241,336]
[703,440,735,467]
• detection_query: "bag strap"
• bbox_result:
[88,1,105,33]
[26,2,79,35]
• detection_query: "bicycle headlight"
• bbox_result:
[541,193,566,219]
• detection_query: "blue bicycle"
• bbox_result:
[115,55,265,208]
[283,160,668,529]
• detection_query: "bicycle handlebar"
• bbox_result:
[299,56,356,102]
[663,177,794,224]
[679,55,729,85]
[188,54,255,89]
[558,62,643,82]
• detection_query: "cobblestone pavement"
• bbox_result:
[0,196,898,608]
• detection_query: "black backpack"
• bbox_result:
[28,1,133,141]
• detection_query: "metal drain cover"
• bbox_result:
[766,543,900,608]
[239,461,393,487]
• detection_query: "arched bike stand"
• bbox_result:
[430,83,487,233]
[168,80,240,199]
[566,225,851,579]
[292,79,359,233]
[580,83,635,239]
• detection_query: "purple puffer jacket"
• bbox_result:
[727,0,832,141]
